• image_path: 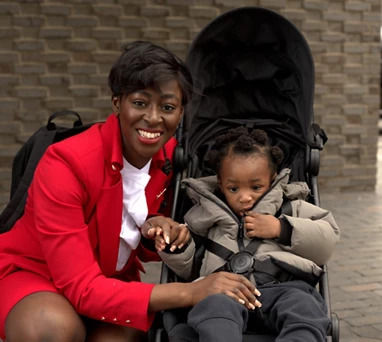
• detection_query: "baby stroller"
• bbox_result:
[150,7,339,342]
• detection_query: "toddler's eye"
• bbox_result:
[228,187,238,193]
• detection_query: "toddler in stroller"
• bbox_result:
[145,6,340,341]
[156,126,340,342]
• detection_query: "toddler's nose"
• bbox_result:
[239,193,252,203]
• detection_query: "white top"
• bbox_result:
[116,158,151,271]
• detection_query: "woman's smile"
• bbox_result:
[137,128,163,144]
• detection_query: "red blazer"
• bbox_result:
[0,114,177,331]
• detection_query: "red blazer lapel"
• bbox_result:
[96,177,123,276]
[95,114,124,276]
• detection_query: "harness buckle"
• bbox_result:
[227,251,256,275]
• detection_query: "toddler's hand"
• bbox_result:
[244,212,281,239]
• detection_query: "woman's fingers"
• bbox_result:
[148,226,162,236]
[143,224,162,239]
[145,216,178,244]
[169,224,190,251]
[228,276,261,309]
[254,287,261,297]
[225,290,261,310]
[143,217,192,250]
[160,222,172,245]
[224,273,261,307]
[194,272,261,309]
[224,280,262,310]
[155,238,164,251]
[143,217,192,251]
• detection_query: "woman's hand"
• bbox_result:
[149,271,261,313]
[141,216,190,252]
[244,212,281,239]
[188,272,262,310]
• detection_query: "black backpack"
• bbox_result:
[0,110,93,233]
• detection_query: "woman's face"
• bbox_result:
[112,79,183,168]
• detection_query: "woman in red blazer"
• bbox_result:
[0,41,260,341]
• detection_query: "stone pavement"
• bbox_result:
[322,190,382,342]
[316,136,382,342]
[142,137,382,342]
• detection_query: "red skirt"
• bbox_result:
[0,270,58,339]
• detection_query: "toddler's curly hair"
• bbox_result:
[208,126,284,176]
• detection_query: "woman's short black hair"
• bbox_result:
[108,41,193,105]
[209,126,284,177]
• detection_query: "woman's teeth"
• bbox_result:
[138,130,161,139]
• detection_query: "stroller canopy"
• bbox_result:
[184,7,315,160]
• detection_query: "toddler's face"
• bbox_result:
[218,154,274,216]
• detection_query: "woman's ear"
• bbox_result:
[111,96,120,114]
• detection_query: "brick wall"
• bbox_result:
[0,0,380,208]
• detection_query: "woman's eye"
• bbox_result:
[162,104,176,112]
[133,100,146,108]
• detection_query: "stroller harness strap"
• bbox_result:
[205,198,294,284]
[205,236,262,261]
[207,238,293,285]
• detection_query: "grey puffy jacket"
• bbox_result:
[159,168,340,282]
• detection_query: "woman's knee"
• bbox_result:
[5,291,86,342]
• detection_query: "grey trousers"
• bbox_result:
[168,280,330,342]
